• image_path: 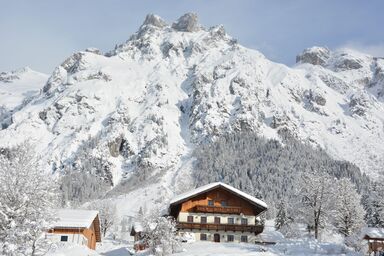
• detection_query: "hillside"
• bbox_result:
[0,13,383,213]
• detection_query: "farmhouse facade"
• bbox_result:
[47,209,101,250]
[169,182,268,243]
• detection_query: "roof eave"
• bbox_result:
[170,183,268,211]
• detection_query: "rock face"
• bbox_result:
[296,46,330,66]
[172,13,201,32]
[0,13,383,204]
[142,14,167,28]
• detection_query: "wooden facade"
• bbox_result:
[177,187,263,216]
[170,186,266,219]
[47,210,101,250]
[364,234,384,255]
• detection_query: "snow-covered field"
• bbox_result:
[175,240,359,256]
[48,239,360,256]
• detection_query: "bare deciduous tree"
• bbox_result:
[87,199,117,237]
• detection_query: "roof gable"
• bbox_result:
[363,228,384,240]
[170,182,268,210]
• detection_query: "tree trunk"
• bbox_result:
[31,240,36,256]
[314,221,318,239]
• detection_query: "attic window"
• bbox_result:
[60,236,68,242]
[221,201,227,207]
[208,200,214,206]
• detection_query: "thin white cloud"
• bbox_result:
[339,41,384,57]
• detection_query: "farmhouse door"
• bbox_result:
[214,233,220,243]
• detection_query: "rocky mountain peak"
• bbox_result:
[296,46,330,66]
[172,13,201,32]
[142,14,168,29]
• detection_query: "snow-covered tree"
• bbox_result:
[275,200,291,230]
[333,178,365,237]
[362,180,384,227]
[298,171,335,239]
[0,142,58,255]
[87,199,117,237]
[136,209,181,256]
[275,199,299,238]
[193,132,369,216]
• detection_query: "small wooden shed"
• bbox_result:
[363,228,384,255]
[130,222,147,251]
[47,209,101,250]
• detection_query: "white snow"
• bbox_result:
[0,14,383,240]
[47,244,100,256]
[52,209,99,228]
[362,227,384,239]
[0,67,48,110]
[170,182,268,209]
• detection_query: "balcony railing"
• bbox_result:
[177,222,264,234]
[194,205,242,214]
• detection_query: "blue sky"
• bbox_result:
[1,0,383,73]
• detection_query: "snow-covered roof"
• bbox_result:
[133,222,143,232]
[363,228,384,239]
[170,182,268,209]
[52,209,99,229]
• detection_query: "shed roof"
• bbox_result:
[170,182,268,209]
[363,228,384,240]
[53,209,99,229]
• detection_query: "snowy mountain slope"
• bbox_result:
[0,13,383,208]
[0,67,48,129]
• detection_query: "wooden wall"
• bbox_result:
[180,187,258,215]
[48,226,97,249]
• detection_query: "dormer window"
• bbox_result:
[208,200,214,206]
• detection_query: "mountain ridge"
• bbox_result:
[0,13,383,209]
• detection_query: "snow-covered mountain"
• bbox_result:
[0,67,48,129]
[0,13,383,207]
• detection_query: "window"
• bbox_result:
[187,216,194,223]
[221,200,227,207]
[227,235,234,242]
[60,236,68,242]
[200,234,207,241]
[201,216,207,224]
[241,235,248,243]
[208,200,214,206]
[241,218,248,225]
[214,217,221,224]
[227,217,234,224]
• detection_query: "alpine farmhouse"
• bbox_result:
[169,182,268,243]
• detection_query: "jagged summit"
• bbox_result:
[172,13,201,32]
[138,13,202,32]
[106,13,235,61]
[296,46,374,72]
[142,14,168,28]
[296,46,330,66]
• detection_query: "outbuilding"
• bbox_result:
[363,228,384,255]
[47,209,101,250]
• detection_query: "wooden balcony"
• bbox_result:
[177,222,264,234]
[194,205,242,214]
